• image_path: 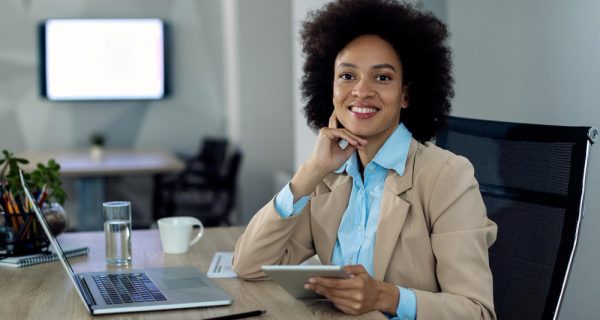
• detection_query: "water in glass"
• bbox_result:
[104,220,132,265]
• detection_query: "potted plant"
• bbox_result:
[0,150,68,254]
[89,133,106,162]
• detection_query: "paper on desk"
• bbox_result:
[207,251,237,278]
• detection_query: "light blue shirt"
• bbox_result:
[275,124,416,320]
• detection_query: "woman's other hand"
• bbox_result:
[305,264,400,316]
[289,112,367,201]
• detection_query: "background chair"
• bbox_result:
[153,137,229,221]
[435,116,597,320]
[183,137,229,186]
[159,147,243,227]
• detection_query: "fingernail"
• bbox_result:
[309,278,315,283]
[304,284,310,290]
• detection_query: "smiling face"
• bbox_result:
[333,35,408,145]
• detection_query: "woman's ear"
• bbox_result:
[401,85,409,109]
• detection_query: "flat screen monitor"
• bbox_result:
[40,19,166,101]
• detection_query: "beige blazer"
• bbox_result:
[233,140,497,320]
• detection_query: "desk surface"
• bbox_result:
[19,149,185,177]
[0,227,386,320]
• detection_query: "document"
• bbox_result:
[207,251,237,278]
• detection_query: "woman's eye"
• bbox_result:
[376,75,391,81]
[339,73,354,80]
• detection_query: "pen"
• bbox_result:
[203,309,266,320]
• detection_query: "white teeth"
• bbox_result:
[351,106,378,113]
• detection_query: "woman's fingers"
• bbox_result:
[317,285,361,300]
[325,111,368,153]
[320,128,367,148]
[329,112,338,129]
[317,288,363,315]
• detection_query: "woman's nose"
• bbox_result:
[351,79,375,98]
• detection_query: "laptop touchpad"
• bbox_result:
[162,278,208,290]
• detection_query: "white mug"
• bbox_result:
[157,217,204,254]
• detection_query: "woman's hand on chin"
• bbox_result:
[289,112,367,201]
[308,112,367,176]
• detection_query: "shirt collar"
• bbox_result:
[334,123,413,176]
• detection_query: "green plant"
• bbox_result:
[90,133,105,147]
[0,149,67,205]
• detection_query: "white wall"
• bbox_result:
[237,0,294,222]
[447,1,599,319]
[292,0,328,169]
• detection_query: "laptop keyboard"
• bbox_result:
[93,273,167,305]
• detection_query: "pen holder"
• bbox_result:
[0,211,50,257]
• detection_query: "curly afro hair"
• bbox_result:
[301,0,453,143]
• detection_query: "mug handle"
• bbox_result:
[189,217,204,246]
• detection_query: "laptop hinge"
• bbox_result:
[77,276,97,307]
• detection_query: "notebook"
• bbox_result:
[0,245,88,268]
[19,170,233,315]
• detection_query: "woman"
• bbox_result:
[233,0,497,319]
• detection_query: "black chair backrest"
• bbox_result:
[213,148,243,222]
[224,149,243,188]
[221,148,242,193]
[435,116,597,320]
[197,138,228,166]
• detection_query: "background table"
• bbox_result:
[19,149,184,230]
[0,227,386,320]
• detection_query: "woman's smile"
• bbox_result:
[348,102,380,119]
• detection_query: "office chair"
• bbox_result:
[160,148,243,227]
[153,138,229,221]
[184,137,229,185]
[435,116,597,320]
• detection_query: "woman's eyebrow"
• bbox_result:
[336,62,397,72]
[337,62,396,72]
[372,63,396,72]
[336,62,357,69]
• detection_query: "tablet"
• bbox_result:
[261,265,350,299]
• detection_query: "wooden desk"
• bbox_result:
[0,227,386,320]
[19,150,184,230]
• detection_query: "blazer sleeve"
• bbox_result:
[413,155,497,320]
[232,197,316,279]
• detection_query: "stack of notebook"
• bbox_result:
[0,245,88,268]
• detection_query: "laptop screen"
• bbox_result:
[19,171,91,311]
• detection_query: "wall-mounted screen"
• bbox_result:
[40,19,166,101]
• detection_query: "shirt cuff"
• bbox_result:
[389,287,416,320]
[274,183,310,218]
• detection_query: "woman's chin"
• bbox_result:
[343,126,373,138]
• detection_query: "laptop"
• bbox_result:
[19,171,233,315]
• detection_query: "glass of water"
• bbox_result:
[103,201,132,265]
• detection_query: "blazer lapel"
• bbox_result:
[373,140,418,280]
[310,174,352,265]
